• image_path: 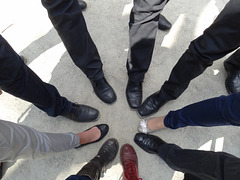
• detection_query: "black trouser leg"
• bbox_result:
[158,143,240,180]
[0,35,71,116]
[224,49,240,70]
[41,0,103,80]
[160,0,240,100]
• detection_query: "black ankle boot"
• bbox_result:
[76,138,119,180]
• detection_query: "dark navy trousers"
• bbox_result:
[164,93,240,129]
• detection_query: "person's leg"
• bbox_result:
[127,0,168,83]
[0,35,99,122]
[164,92,240,129]
[0,35,71,117]
[138,0,240,118]
[138,92,240,132]
[134,133,240,180]
[41,0,102,80]
[161,0,240,100]
[158,144,240,180]
[0,119,108,162]
[224,49,240,72]
[66,138,119,180]
[41,0,116,104]
[126,0,168,109]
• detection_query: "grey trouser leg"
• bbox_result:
[127,0,168,82]
[0,119,80,162]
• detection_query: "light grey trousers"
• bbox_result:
[0,119,80,162]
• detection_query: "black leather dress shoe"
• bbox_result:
[158,14,172,31]
[77,0,87,11]
[91,77,117,104]
[64,103,99,122]
[126,80,142,110]
[138,91,167,118]
[224,61,240,94]
[134,133,166,154]
[76,124,109,148]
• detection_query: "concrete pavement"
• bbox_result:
[0,0,236,179]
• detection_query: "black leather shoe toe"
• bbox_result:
[138,91,167,118]
[126,80,142,110]
[134,133,166,154]
[64,103,99,122]
[158,14,172,31]
[91,77,117,104]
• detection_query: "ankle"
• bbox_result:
[147,116,166,131]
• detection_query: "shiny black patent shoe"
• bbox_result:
[134,133,166,154]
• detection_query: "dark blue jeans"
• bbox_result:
[0,35,71,117]
[164,93,240,129]
[158,143,240,180]
[160,0,240,100]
